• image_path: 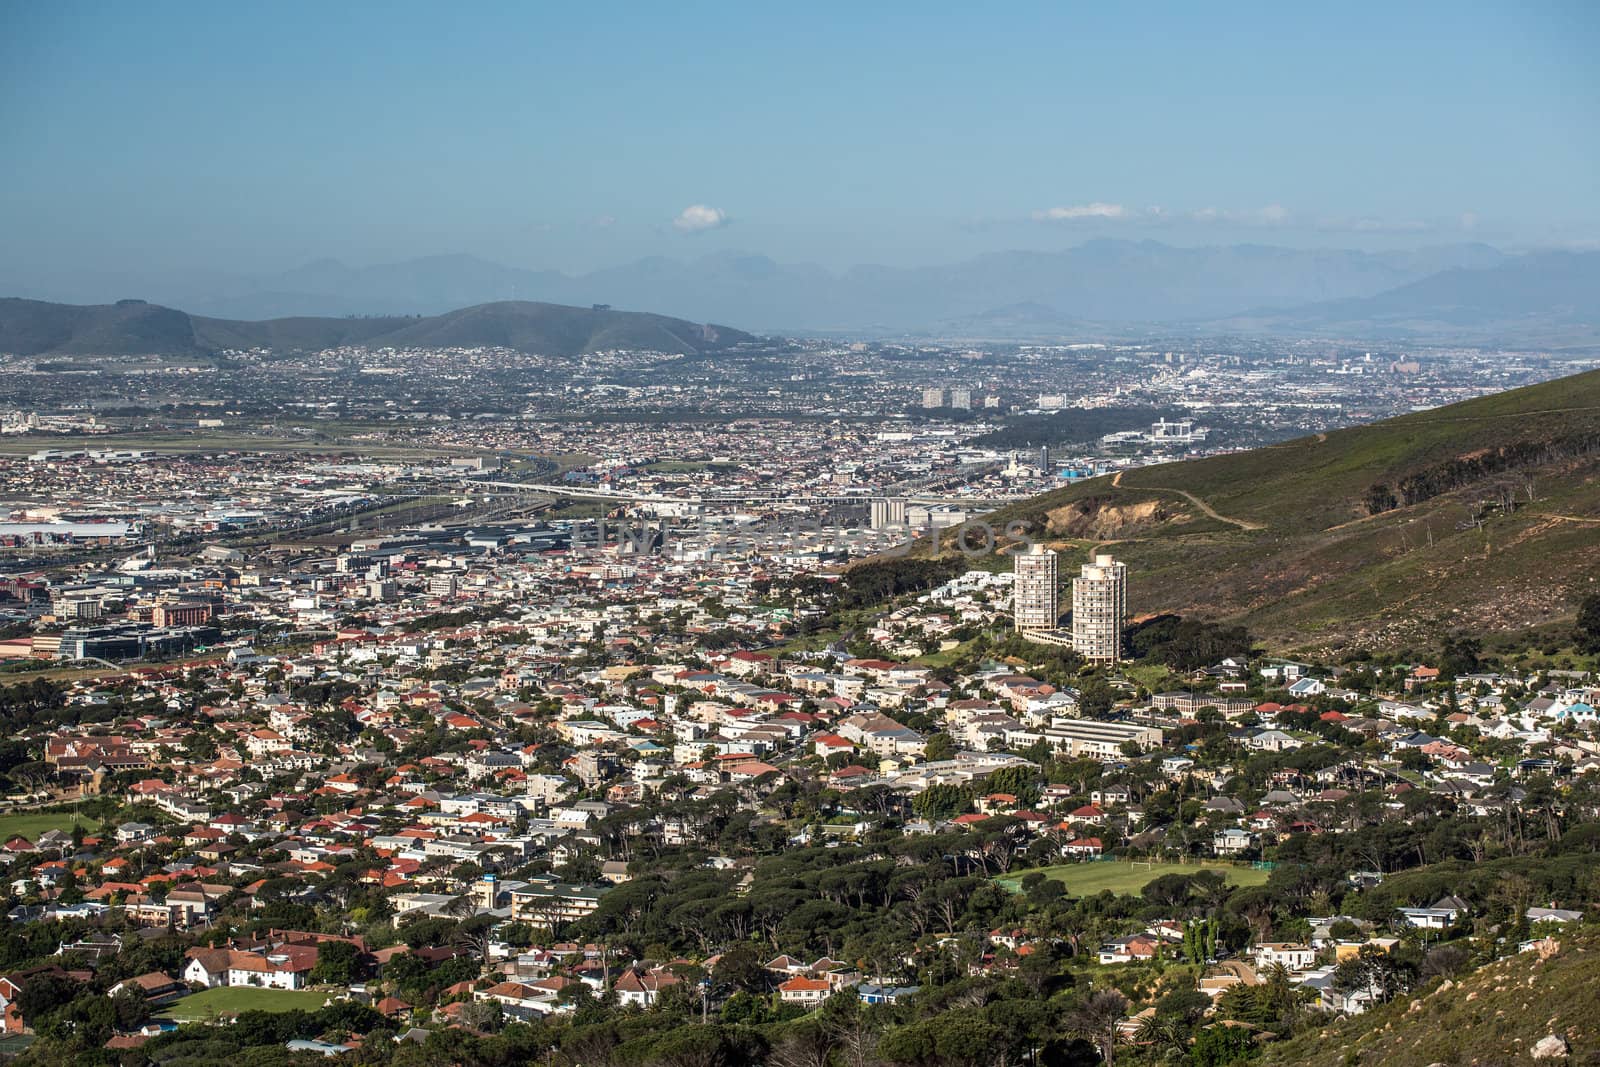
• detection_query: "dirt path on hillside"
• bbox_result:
[1108,469,1264,531]
[1157,487,1265,530]
[1401,404,1600,424]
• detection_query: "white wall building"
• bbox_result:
[1013,544,1059,631]
[1072,554,1126,662]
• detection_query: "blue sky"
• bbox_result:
[4,1,1597,277]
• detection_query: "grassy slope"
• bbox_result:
[1261,934,1600,1067]
[980,369,1600,652]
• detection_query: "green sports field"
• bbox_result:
[160,987,332,1021]
[0,812,100,842]
[998,860,1270,896]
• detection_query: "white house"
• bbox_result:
[1254,942,1317,972]
[613,968,679,1007]
[1286,677,1326,698]
[1247,730,1302,753]
[1397,895,1468,930]
[183,947,311,990]
[1213,828,1254,855]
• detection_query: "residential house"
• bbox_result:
[614,968,681,1008]
[1253,943,1316,973]
[777,976,832,1006]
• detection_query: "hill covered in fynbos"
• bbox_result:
[0,297,756,359]
[978,368,1600,651]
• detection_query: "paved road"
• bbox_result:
[1214,959,1261,985]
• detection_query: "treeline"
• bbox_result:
[823,557,968,611]
[1126,615,1254,670]
[1363,431,1600,515]
[0,678,67,727]
[401,604,516,634]
[134,1002,390,1063]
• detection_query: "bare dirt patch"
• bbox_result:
[1045,497,1174,538]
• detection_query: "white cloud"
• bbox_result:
[673,204,729,232]
[1032,202,1129,222]
[1024,200,1473,236]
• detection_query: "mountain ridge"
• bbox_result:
[0,298,756,358]
[1213,249,1600,339]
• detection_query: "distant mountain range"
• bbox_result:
[1212,250,1600,341]
[4,240,1595,340]
[3,238,1587,337]
[0,298,754,359]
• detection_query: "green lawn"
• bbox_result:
[546,451,598,474]
[1120,663,1182,692]
[913,638,980,668]
[998,860,1270,896]
[160,987,332,1021]
[769,629,843,655]
[0,811,100,842]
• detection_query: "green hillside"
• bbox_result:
[0,298,201,356]
[981,368,1600,652]
[370,300,747,354]
[0,297,756,358]
[1260,933,1600,1067]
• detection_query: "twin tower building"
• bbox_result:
[1013,544,1126,663]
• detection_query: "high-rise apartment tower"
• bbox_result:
[1071,553,1126,662]
[1013,544,1059,631]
